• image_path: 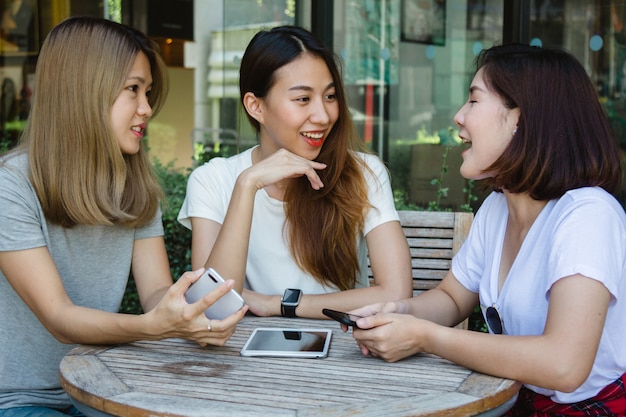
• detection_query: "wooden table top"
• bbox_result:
[59,316,520,417]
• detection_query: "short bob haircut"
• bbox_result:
[23,16,169,227]
[478,44,622,200]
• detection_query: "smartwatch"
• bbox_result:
[281,288,302,318]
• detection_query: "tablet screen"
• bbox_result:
[240,328,332,358]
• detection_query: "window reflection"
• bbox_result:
[0,0,36,54]
[0,0,624,209]
[529,0,626,206]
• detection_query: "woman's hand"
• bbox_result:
[241,288,281,317]
[146,269,247,347]
[338,300,409,332]
[341,300,426,362]
[352,312,433,363]
[203,148,327,293]
[241,148,327,192]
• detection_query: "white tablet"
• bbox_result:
[240,328,332,358]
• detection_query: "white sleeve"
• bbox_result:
[177,159,235,230]
[451,192,503,293]
[547,192,626,299]
[360,152,400,235]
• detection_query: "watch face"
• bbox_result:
[283,288,301,305]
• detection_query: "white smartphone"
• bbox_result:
[184,268,245,320]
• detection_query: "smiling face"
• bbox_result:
[110,51,153,155]
[247,53,339,161]
[453,68,520,180]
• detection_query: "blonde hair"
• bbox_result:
[23,17,168,227]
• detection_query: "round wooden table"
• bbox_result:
[59,316,520,417]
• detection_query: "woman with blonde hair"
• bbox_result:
[179,25,412,318]
[0,17,245,416]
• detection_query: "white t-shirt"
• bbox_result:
[452,188,626,403]
[178,147,399,295]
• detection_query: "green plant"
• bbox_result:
[393,189,421,210]
[469,305,488,333]
[0,140,10,153]
[118,275,141,315]
[154,160,193,281]
[426,144,451,212]
[389,126,479,212]
[460,179,478,213]
[0,132,18,153]
[194,141,239,165]
[415,126,476,213]
[119,159,192,314]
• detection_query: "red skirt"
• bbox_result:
[504,373,626,416]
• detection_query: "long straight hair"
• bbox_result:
[239,26,372,290]
[23,17,168,227]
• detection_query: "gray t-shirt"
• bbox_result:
[0,152,164,410]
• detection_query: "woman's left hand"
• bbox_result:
[241,288,280,317]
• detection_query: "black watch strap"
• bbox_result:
[281,303,297,318]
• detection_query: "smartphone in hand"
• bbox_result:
[185,268,245,320]
[322,308,363,329]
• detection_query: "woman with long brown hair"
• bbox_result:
[179,25,412,319]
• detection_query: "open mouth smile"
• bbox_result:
[131,124,146,137]
[301,131,325,147]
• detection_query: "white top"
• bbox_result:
[178,147,399,295]
[452,188,626,403]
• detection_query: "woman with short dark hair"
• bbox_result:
[349,44,626,416]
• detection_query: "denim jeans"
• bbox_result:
[0,406,85,417]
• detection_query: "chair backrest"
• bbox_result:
[368,210,474,293]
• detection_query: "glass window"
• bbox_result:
[528,0,626,207]
[0,0,106,153]
[0,0,39,151]
[334,0,504,211]
[193,0,296,164]
[3,0,623,209]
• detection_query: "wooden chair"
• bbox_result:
[397,210,473,293]
[368,210,474,328]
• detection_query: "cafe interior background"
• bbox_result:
[1,0,625,211]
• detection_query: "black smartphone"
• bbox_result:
[322,308,363,329]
